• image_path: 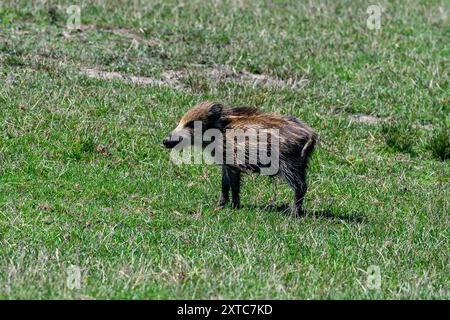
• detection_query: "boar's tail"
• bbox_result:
[301,132,319,159]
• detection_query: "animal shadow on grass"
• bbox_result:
[245,203,366,223]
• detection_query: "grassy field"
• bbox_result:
[0,0,449,299]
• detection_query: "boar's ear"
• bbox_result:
[208,103,223,119]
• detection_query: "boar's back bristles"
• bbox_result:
[221,105,319,162]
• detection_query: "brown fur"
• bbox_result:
[163,101,319,216]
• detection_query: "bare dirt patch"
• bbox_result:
[110,28,160,47]
[61,25,159,47]
[412,123,435,131]
[350,115,435,131]
[79,65,306,91]
[79,68,183,88]
[199,65,308,89]
[350,114,382,124]
[69,25,306,90]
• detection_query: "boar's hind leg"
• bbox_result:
[283,166,307,217]
[219,165,230,207]
[293,178,307,217]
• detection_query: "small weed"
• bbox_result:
[429,126,450,161]
[381,122,416,156]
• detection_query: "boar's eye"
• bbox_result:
[185,121,195,129]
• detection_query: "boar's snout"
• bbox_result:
[163,136,183,149]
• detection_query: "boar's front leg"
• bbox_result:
[219,166,241,209]
[228,167,241,209]
[219,165,230,208]
[223,165,241,209]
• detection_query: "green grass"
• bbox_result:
[0,0,449,299]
